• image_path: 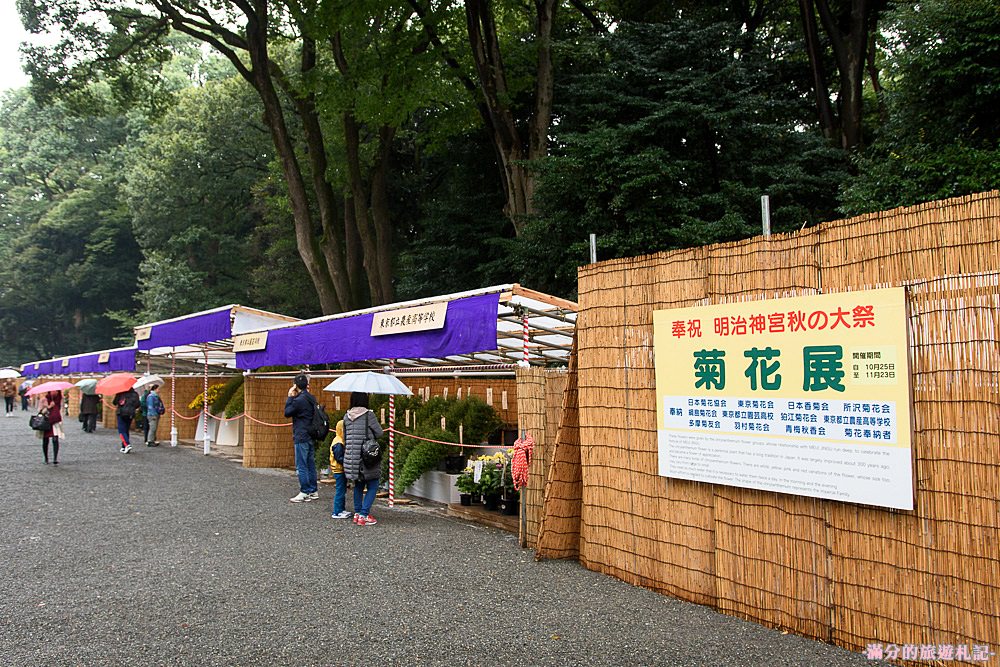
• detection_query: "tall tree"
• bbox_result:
[839,0,1000,213]
[0,89,140,364]
[19,0,409,311]
[798,0,887,150]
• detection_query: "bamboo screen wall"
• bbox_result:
[242,375,521,469]
[515,368,569,547]
[569,191,1000,657]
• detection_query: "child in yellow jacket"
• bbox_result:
[330,420,351,518]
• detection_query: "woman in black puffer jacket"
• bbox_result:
[342,391,383,525]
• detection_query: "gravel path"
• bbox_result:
[0,413,884,666]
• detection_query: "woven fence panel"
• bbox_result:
[243,376,294,468]
[516,368,548,547]
[571,190,1000,659]
[536,340,582,560]
[578,252,717,605]
[398,377,519,427]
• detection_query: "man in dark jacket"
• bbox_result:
[113,387,141,453]
[79,392,101,433]
[284,373,318,503]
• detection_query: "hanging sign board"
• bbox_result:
[61,359,69,368]
[98,352,110,364]
[135,326,151,342]
[653,287,913,510]
[233,331,269,353]
[371,303,447,336]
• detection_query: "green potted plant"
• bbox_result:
[455,467,480,506]
[498,450,519,515]
[475,453,504,510]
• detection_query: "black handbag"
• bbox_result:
[29,413,51,432]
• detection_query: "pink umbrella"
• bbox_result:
[95,373,137,395]
[25,381,75,396]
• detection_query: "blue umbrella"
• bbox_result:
[74,378,99,395]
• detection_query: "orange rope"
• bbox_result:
[170,408,201,421]
[243,413,292,428]
[388,427,496,450]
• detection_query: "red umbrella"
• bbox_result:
[25,381,75,396]
[95,373,137,395]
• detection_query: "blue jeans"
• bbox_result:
[294,440,317,494]
[117,416,132,446]
[353,478,379,517]
[332,472,346,514]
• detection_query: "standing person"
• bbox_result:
[79,391,100,433]
[136,386,149,444]
[342,392,383,526]
[329,420,350,519]
[19,380,31,411]
[284,373,318,503]
[112,386,141,453]
[38,391,63,465]
[144,385,165,447]
[2,380,15,417]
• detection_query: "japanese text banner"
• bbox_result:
[653,287,913,510]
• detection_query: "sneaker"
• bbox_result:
[331,511,352,519]
[120,447,126,453]
[123,445,132,454]
[290,492,309,503]
[145,442,152,447]
[149,442,159,447]
[306,492,319,501]
[359,515,377,526]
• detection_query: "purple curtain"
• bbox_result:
[237,293,500,369]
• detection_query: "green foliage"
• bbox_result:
[840,0,1000,214]
[520,20,847,297]
[211,375,244,415]
[456,467,479,494]
[225,390,245,419]
[395,428,454,493]
[0,89,140,366]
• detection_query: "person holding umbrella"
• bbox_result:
[38,390,64,465]
[342,391,384,526]
[78,382,101,433]
[19,380,31,411]
[2,380,16,416]
[98,374,141,453]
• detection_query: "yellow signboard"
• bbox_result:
[653,287,913,510]
[371,303,447,336]
[233,331,269,353]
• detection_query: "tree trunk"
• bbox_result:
[799,0,838,141]
[464,0,557,235]
[813,0,884,150]
[370,125,396,306]
[243,6,342,314]
[295,37,354,311]
[342,111,386,306]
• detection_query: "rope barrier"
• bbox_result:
[242,414,293,428]
[387,427,499,449]
[170,408,201,421]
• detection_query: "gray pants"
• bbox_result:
[146,413,160,444]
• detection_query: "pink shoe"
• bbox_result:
[359,515,377,526]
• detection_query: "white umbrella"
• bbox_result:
[323,371,413,396]
[0,368,21,379]
[75,378,99,395]
[133,374,165,390]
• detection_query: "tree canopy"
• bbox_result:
[1,0,998,367]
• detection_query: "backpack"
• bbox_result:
[118,392,139,420]
[306,394,330,442]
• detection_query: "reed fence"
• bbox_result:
[555,190,1000,662]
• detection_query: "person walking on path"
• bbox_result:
[284,373,318,503]
[144,385,165,447]
[38,390,63,464]
[2,381,16,416]
[112,387,141,453]
[342,391,383,526]
[79,392,100,433]
[329,419,350,519]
